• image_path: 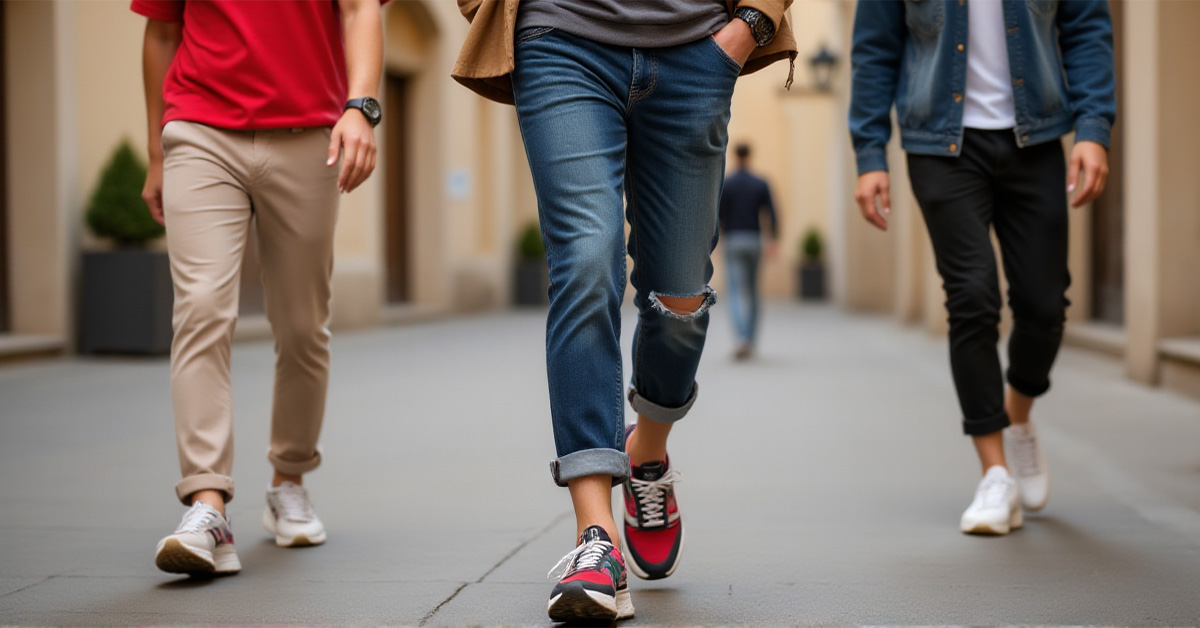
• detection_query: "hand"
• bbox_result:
[142,158,165,226]
[327,108,377,194]
[854,170,891,231]
[712,18,757,67]
[1067,140,1109,208]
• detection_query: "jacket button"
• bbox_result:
[949,143,958,152]
[1013,78,1025,86]
[954,93,963,103]
[957,44,965,52]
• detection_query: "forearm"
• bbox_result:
[340,0,383,101]
[142,20,181,163]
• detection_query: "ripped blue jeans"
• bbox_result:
[512,27,737,487]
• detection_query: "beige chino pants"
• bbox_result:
[162,121,339,504]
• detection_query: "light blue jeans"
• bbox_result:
[512,27,739,486]
[723,231,762,346]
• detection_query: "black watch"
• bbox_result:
[735,7,776,48]
[345,97,382,127]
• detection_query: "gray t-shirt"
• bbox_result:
[517,0,729,49]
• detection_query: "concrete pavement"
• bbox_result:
[1,303,1198,625]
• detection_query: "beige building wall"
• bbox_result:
[1123,0,1200,398]
[75,3,147,252]
[4,1,74,346]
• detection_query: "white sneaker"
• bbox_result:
[1005,422,1050,511]
[155,502,242,575]
[263,482,327,547]
[960,466,1023,535]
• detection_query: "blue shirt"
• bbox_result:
[848,0,1116,175]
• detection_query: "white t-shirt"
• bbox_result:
[963,0,1018,130]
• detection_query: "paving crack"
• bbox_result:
[0,575,55,600]
[417,510,571,626]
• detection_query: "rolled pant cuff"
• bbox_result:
[268,449,322,477]
[550,448,630,488]
[1007,370,1051,398]
[628,382,698,425]
[175,473,235,506]
[963,411,1011,437]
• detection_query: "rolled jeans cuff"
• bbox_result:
[1007,370,1051,399]
[269,448,322,477]
[175,473,235,506]
[550,448,630,488]
[628,382,698,425]
[963,410,1010,437]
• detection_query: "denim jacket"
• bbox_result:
[848,0,1116,175]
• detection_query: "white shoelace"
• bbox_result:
[271,483,315,522]
[1008,430,1042,477]
[978,477,1013,510]
[629,469,682,527]
[175,503,219,534]
[547,539,612,580]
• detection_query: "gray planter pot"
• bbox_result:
[514,259,549,307]
[799,262,827,301]
[81,249,173,354]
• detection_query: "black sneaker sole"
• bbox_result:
[548,581,619,623]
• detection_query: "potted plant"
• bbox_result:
[80,140,173,354]
[513,221,549,307]
[798,227,827,301]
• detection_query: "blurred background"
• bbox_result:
[0,0,1197,402]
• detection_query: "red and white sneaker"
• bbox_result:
[622,426,684,580]
[547,526,635,622]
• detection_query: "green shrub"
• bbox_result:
[516,222,545,261]
[85,140,163,247]
[801,227,824,263]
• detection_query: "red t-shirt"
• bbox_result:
[131,0,349,130]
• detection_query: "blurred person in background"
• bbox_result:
[719,142,779,360]
[136,0,383,576]
[453,0,796,622]
[849,0,1114,535]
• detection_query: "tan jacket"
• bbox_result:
[452,0,798,105]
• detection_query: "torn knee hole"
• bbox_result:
[657,295,705,315]
[648,288,716,320]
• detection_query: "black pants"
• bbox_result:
[907,128,1070,436]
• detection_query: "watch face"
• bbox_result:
[362,98,382,123]
[755,21,773,44]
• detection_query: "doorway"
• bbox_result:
[1089,0,1125,324]
[384,73,411,303]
